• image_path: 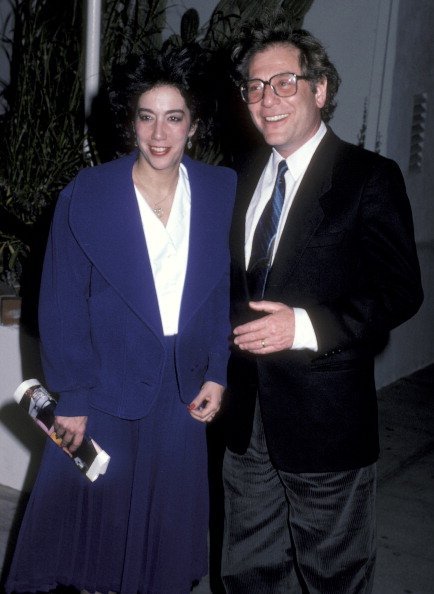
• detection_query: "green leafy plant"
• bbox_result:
[0,0,85,291]
[0,0,166,290]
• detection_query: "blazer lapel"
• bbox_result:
[178,157,229,332]
[70,152,164,340]
[231,148,271,268]
[267,130,341,290]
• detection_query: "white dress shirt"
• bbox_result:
[245,121,327,351]
[135,164,190,336]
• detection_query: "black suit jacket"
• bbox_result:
[225,128,423,472]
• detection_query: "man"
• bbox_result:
[221,15,423,594]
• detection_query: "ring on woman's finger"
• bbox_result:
[261,339,266,348]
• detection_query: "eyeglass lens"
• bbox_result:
[242,73,298,103]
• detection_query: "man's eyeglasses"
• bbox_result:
[240,72,311,104]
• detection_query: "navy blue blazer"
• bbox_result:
[39,152,236,419]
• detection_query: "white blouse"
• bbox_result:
[134,164,191,336]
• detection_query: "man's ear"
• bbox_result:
[315,77,328,109]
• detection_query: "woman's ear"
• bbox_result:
[188,120,199,139]
[186,121,198,150]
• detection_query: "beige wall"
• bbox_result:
[304,0,434,385]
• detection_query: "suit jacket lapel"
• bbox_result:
[231,148,271,269]
[70,152,164,340]
[267,130,341,290]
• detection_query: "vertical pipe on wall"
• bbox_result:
[363,0,398,154]
[84,0,102,118]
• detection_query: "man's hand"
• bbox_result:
[53,415,88,453]
[233,301,295,355]
[187,381,225,423]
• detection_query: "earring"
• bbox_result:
[187,138,193,150]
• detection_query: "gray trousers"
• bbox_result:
[221,402,377,594]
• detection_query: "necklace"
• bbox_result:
[150,193,172,219]
[133,164,178,220]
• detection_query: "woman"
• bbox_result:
[6,46,236,594]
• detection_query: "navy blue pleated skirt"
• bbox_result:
[6,337,209,594]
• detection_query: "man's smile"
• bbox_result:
[264,113,290,122]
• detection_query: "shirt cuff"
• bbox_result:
[292,307,318,351]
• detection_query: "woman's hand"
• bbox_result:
[187,381,224,424]
[53,415,88,453]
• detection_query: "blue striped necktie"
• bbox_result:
[247,159,288,300]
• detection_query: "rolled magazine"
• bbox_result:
[14,379,110,482]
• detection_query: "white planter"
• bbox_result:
[0,324,45,491]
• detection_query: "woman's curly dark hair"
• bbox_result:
[109,44,214,151]
[231,13,341,123]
